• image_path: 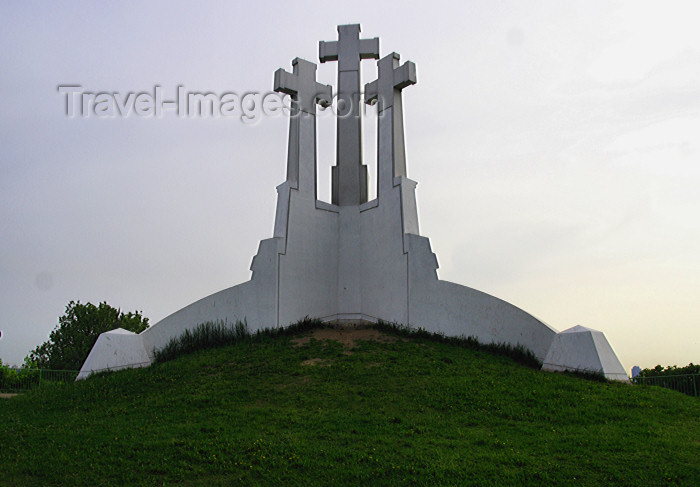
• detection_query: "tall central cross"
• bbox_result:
[320,24,379,206]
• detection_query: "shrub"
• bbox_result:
[28,301,149,371]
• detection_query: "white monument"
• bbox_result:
[78,24,628,381]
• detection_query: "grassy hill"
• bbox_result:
[1,323,698,486]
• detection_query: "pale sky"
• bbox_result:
[1,1,698,373]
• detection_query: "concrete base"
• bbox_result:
[542,326,629,381]
[76,329,150,380]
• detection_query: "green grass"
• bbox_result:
[1,324,698,486]
[375,320,545,370]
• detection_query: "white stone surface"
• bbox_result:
[77,329,150,380]
[542,325,629,381]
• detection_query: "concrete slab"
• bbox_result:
[543,326,629,381]
[77,328,150,380]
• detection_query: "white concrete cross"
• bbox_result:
[365,52,416,112]
[319,24,379,71]
[320,24,379,206]
[274,57,332,114]
[365,52,417,187]
[273,58,330,197]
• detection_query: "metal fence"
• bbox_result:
[632,374,699,398]
[0,368,79,393]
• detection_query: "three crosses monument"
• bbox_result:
[78,25,628,381]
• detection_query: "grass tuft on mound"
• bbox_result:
[153,320,250,363]
[374,320,543,370]
[153,317,323,363]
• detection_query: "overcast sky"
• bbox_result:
[1,1,698,373]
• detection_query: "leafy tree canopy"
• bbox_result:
[639,363,699,377]
[28,301,149,371]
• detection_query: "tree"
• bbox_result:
[638,363,700,378]
[28,301,149,370]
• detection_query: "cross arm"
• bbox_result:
[359,38,380,59]
[364,79,379,105]
[314,84,333,108]
[319,40,338,63]
[273,68,297,96]
[393,61,417,89]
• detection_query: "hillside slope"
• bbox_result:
[1,325,698,486]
